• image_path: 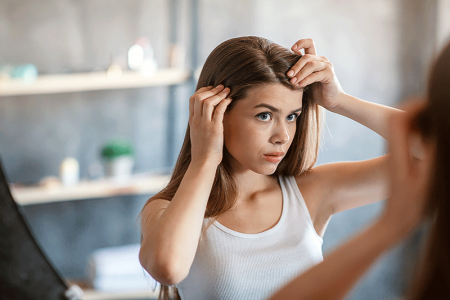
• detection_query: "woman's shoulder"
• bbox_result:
[292,168,332,225]
[293,168,323,192]
[141,199,170,227]
[142,198,171,214]
[293,163,338,196]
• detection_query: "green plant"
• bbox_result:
[101,139,134,160]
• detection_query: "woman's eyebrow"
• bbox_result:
[253,103,302,113]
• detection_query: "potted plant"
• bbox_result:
[101,139,135,183]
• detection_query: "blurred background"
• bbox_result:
[1,0,449,299]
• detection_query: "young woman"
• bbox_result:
[269,40,450,300]
[139,36,401,300]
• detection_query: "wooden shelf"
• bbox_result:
[10,173,170,206]
[81,289,159,300]
[0,68,190,97]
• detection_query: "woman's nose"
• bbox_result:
[270,123,290,145]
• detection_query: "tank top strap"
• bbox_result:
[278,175,317,234]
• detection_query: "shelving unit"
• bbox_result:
[0,1,201,299]
[0,68,190,97]
[11,173,171,206]
[1,48,187,300]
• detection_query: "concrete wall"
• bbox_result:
[0,0,440,298]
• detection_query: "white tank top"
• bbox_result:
[176,176,324,300]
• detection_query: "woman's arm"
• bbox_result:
[268,218,405,300]
[299,155,389,232]
[327,93,402,140]
[139,85,232,285]
[288,38,402,140]
[289,39,400,221]
[270,102,433,300]
[140,161,218,285]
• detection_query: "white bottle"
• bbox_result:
[60,157,80,186]
[128,37,158,75]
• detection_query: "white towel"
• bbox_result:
[87,243,159,292]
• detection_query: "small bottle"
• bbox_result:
[0,64,38,84]
[127,37,158,75]
[60,157,80,186]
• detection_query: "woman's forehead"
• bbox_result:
[238,84,303,110]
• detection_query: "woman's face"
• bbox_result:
[223,83,303,175]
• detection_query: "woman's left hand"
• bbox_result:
[288,38,344,110]
[381,100,433,235]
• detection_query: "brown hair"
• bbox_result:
[142,36,322,300]
[406,41,450,299]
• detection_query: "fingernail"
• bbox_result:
[292,44,297,50]
[223,87,230,93]
[287,70,294,77]
[216,84,224,89]
[291,77,297,84]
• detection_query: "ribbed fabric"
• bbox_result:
[176,176,323,300]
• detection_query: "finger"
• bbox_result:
[203,87,230,121]
[197,86,214,93]
[292,61,329,85]
[415,140,434,201]
[409,132,425,161]
[212,98,232,124]
[196,85,225,102]
[291,38,317,55]
[287,54,328,78]
[295,69,333,88]
[189,95,194,119]
[190,86,213,118]
[194,85,224,117]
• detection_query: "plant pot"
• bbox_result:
[104,156,134,183]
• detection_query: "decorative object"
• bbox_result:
[127,37,158,76]
[0,64,38,84]
[101,139,135,183]
[60,157,80,186]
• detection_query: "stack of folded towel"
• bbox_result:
[87,243,159,292]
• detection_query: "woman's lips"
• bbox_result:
[263,152,285,163]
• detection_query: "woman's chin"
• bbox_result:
[230,157,279,176]
[252,164,279,176]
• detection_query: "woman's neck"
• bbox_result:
[231,166,278,205]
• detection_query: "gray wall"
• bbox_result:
[0,0,440,299]
[0,0,190,279]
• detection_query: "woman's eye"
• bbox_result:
[256,112,272,122]
[286,113,298,122]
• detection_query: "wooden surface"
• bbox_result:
[81,289,159,300]
[0,68,190,96]
[11,173,170,205]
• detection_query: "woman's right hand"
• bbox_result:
[189,85,232,167]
